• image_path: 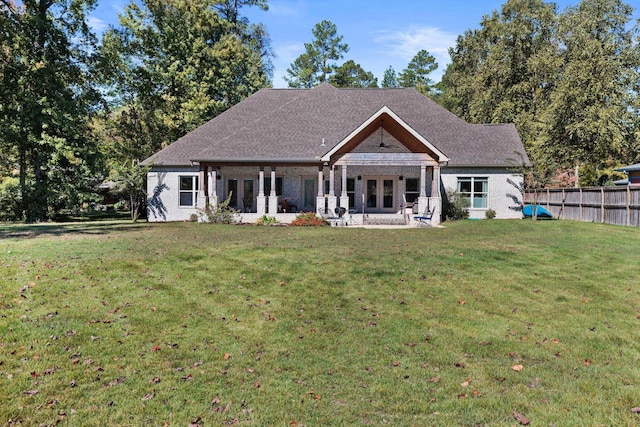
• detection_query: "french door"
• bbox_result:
[365,177,396,213]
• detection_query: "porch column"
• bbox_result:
[257,166,266,214]
[199,164,208,208]
[427,163,444,226]
[327,165,337,214]
[268,167,278,214]
[417,164,430,221]
[316,166,325,214]
[431,164,441,198]
[209,166,218,208]
[340,164,349,209]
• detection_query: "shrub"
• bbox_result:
[485,209,496,219]
[444,190,470,221]
[255,215,279,226]
[0,177,22,221]
[290,212,327,226]
[196,193,240,224]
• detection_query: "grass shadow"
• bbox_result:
[0,220,152,240]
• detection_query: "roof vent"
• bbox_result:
[321,138,326,147]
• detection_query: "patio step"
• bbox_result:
[362,215,406,226]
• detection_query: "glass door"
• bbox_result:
[301,178,316,211]
[365,177,396,213]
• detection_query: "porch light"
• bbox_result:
[357,175,361,180]
[399,175,404,181]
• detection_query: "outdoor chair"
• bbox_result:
[402,194,416,225]
[242,197,253,213]
[281,198,297,213]
[413,206,434,227]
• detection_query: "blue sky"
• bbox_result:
[89,0,639,88]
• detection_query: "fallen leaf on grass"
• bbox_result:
[513,410,530,425]
[23,390,38,396]
[428,377,440,383]
[583,359,592,366]
[142,391,155,400]
[104,377,126,387]
[631,407,640,413]
[151,377,161,384]
[512,364,524,372]
[224,353,231,360]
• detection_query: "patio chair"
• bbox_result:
[281,198,297,213]
[413,206,434,227]
[402,194,416,225]
[242,197,253,213]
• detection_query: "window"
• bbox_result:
[265,177,283,196]
[405,178,419,203]
[347,178,355,208]
[457,177,488,208]
[179,176,198,207]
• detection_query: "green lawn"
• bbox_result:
[1,220,639,426]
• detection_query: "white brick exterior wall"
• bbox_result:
[147,166,201,222]
[441,168,524,219]
[147,166,523,222]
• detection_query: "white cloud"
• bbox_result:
[268,0,307,17]
[374,25,458,74]
[87,16,108,33]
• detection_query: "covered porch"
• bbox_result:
[194,161,444,226]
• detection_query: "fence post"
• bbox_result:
[579,188,582,222]
[627,185,631,227]
[601,188,605,223]
[546,188,550,210]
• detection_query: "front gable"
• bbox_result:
[321,106,449,166]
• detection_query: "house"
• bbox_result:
[142,83,529,225]
[614,163,640,186]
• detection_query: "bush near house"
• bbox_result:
[290,211,327,226]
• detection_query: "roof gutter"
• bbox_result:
[190,158,323,165]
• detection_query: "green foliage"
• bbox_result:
[196,193,240,224]
[540,0,639,169]
[101,0,271,150]
[329,59,378,88]
[381,66,399,88]
[485,208,497,219]
[290,211,327,226]
[285,20,349,87]
[439,0,640,184]
[0,176,22,221]
[444,190,470,220]
[110,161,149,222]
[398,49,438,95]
[254,215,279,226]
[0,0,104,222]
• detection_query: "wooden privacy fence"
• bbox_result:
[523,187,640,227]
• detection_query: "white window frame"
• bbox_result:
[457,177,488,209]
[179,175,199,207]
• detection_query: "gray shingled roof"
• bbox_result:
[142,83,529,168]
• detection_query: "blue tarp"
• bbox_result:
[522,205,553,218]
